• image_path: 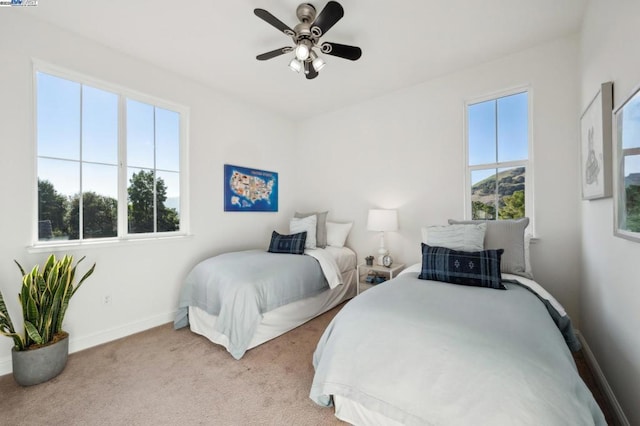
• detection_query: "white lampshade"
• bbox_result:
[288,58,302,73]
[367,209,398,232]
[310,51,326,72]
[312,56,325,72]
[295,43,310,61]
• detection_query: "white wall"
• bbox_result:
[295,36,582,321]
[0,13,295,374]
[580,1,640,424]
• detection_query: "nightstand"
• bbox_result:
[356,262,405,295]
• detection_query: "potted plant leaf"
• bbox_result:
[0,254,95,386]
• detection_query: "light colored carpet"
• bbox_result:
[0,305,346,426]
[0,302,615,426]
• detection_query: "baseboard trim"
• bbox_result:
[576,330,630,426]
[0,310,176,377]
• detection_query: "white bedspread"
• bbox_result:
[175,250,338,359]
[305,248,343,289]
[311,273,605,425]
[400,263,566,315]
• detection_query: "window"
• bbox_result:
[35,66,186,243]
[614,85,640,241]
[126,99,181,234]
[465,90,531,222]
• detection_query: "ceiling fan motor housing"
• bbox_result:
[295,3,317,41]
[294,22,313,39]
[296,3,317,23]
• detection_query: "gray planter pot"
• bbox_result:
[12,333,69,386]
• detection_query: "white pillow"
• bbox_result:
[326,221,353,247]
[421,223,486,252]
[524,233,532,276]
[295,211,328,248]
[448,218,532,279]
[290,215,317,249]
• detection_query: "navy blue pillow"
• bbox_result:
[268,231,307,255]
[418,243,505,290]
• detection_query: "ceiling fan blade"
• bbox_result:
[256,47,293,61]
[311,1,344,37]
[320,42,362,61]
[305,62,319,79]
[254,8,294,36]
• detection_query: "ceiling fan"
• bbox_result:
[254,1,362,79]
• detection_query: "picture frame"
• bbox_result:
[580,81,613,200]
[224,164,278,212]
[613,84,640,242]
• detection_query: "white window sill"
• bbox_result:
[27,233,193,254]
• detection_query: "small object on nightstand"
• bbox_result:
[365,255,374,266]
[382,255,393,267]
[365,272,386,284]
[356,262,406,295]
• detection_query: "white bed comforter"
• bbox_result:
[175,249,343,359]
[310,272,605,425]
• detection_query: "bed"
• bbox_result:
[174,213,357,359]
[309,219,606,425]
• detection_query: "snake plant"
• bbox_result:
[0,254,95,351]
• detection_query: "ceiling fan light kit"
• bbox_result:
[310,51,326,71]
[254,1,362,80]
[295,40,311,61]
[288,58,303,73]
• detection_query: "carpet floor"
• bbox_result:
[0,307,345,426]
[0,303,615,425]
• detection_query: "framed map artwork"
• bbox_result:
[224,164,278,212]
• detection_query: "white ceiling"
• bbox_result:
[24,0,587,120]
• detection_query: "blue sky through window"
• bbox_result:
[469,92,528,184]
[82,85,118,165]
[37,73,80,162]
[37,72,181,201]
[621,94,640,176]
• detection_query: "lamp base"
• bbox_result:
[376,231,389,265]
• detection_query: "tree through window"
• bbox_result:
[36,68,184,243]
[466,91,530,221]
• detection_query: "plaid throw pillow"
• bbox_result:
[419,243,505,289]
[267,231,307,255]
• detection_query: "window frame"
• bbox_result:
[613,84,640,242]
[463,86,534,231]
[31,60,190,248]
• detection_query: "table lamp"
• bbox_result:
[367,209,398,265]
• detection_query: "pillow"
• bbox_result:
[290,215,317,249]
[295,211,328,248]
[448,218,532,279]
[267,231,307,255]
[326,221,353,247]
[418,243,505,290]
[524,233,532,275]
[421,223,486,252]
